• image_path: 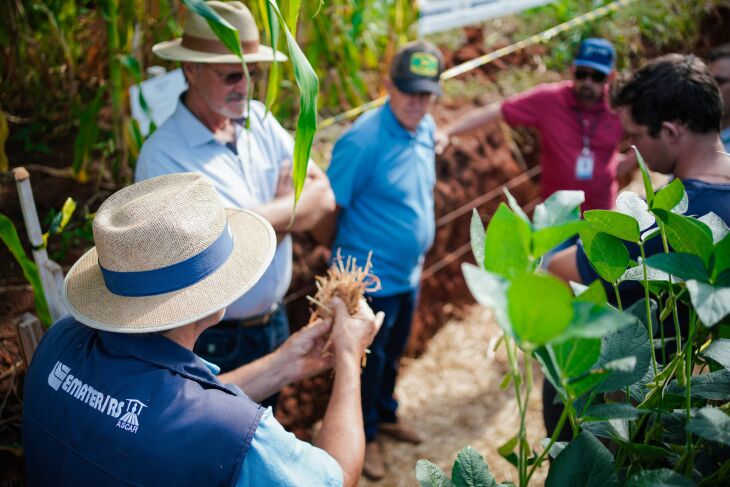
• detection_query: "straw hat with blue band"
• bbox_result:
[152,1,287,64]
[63,173,276,333]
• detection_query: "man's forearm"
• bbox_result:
[218,350,293,403]
[314,353,364,487]
[444,102,503,137]
[254,177,335,233]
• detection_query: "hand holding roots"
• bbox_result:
[307,250,381,367]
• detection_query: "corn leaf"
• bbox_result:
[267,0,319,204]
[286,0,302,33]
[0,214,51,326]
[72,87,104,182]
[262,0,280,113]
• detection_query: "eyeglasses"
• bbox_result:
[207,66,260,86]
[574,68,607,83]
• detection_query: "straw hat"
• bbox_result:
[153,1,287,64]
[63,173,276,333]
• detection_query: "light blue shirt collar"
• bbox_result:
[174,93,246,149]
[382,99,431,141]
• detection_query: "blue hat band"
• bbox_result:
[99,222,234,297]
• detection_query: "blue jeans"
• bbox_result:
[362,289,418,442]
[194,306,290,409]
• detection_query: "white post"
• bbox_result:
[13,167,66,323]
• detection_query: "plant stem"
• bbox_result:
[658,221,682,352]
[612,282,623,311]
[639,243,659,376]
[504,337,526,486]
[525,403,570,485]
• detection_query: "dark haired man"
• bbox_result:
[546,54,730,441]
[707,43,730,152]
[550,53,730,288]
[438,38,634,215]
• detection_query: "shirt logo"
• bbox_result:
[47,361,148,434]
[116,399,147,434]
[48,361,70,391]
[410,53,439,77]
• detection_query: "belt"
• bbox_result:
[218,303,281,329]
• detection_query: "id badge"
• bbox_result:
[575,148,595,180]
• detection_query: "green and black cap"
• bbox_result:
[390,40,445,95]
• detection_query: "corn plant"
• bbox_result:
[416,148,730,486]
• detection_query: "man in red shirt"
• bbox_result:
[438,38,633,212]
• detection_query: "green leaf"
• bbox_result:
[266,0,319,205]
[632,146,655,206]
[574,280,608,305]
[484,203,532,279]
[470,209,485,269]
[667,369,730,400]
[561,302,635,340]
[502,188,530,224]
[713,234,730,280]
[652,178,686,212]
[584,210,641,242]
[532,221,585,258]
[619,264,675,283]
[550,337,601,379]
[644,253,710,283]
[532,190,584,230]
[698,212,729,244]
[702,339,730,369]
[616,191,655,231]
[508,274,573,346]
[583,403,645,421]
[0,214,51,326]
[597,311,651,392]
[653,209,714,266]
[582,419,629,442]
[183,0,245,58]
[686,407,730,447]
[451,446,496,487]
[416,459,454,487]
[462,263,510,333]
[580,227,630,283]
[686,280,730,328]
[72,87,104,181]
[545,431,618,487]
[262,0,281,113]
[624,469,695,487]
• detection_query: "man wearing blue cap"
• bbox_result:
[438,38,633,215]
[314,40,443,480]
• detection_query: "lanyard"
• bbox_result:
[575,108,603,151]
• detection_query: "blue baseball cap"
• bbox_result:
[573,38,616,75]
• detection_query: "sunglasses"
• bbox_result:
[574,68,607,83]
[715,76,729,86]
[207,66,260,86]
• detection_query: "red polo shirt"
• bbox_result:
[501,80,623,211]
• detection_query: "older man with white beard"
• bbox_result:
[135,1,334,410]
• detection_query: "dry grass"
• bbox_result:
[359,306,548,486]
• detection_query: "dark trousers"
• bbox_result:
[194,306,290,409]
[362,289,418,442]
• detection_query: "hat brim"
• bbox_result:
[573,60,612,75]
[63,209,276,333]
[153,39,288,64]
[392,77,441,96]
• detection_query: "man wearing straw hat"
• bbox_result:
[23,173,382,486]
[314,40,444,480]
[135,1,335,405]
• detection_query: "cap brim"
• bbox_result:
[573,60,612,75]
[63,209,276,333]
[153,39,288,64]
[393,77,441,96]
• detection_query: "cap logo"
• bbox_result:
[409,52,439,77]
